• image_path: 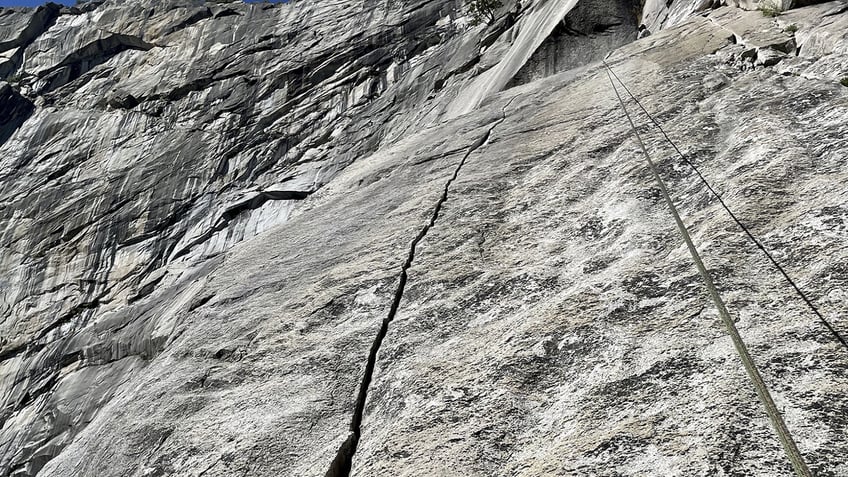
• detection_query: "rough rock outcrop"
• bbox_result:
[0,3,61,78]
[508,0,641,87]
[1,0,847,476]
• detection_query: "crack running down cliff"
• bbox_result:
[324,100,515,477]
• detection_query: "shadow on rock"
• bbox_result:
[0,82,35,146]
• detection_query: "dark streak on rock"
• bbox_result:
[0,82,34,147]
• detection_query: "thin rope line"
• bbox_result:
[603,60,848,351]
[604,66,812,477]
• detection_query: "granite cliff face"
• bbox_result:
[1,0,848,475]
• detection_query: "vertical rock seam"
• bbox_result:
[325,107,512,477]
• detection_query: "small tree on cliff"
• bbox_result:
[467,0,503,25]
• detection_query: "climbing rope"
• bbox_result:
[604,64,812,477]
[603,61,848,351]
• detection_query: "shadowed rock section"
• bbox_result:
[0,83,34,146]
[508,0,642,87]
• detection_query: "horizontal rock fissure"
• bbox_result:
[154,68,249,103]
[41,34,156,77]
[187,293,215,312]
[35,32,156,94]
[822,3,848,17]
[325,107,510,477]
[171,189,311,260]
[36,294,108,343]
[163,7,213,36]
[119,198,198,249]
[127,273,167,304]
[0,342,28,363]
[0,289,110,365]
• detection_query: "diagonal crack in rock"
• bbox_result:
[324,98,517,477]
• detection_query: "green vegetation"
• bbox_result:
[467,0,503,25]
[760,0,783,17]
[784,24,798,33]
[5,71,24,86]
[840,77,848,88]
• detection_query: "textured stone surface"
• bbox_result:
[1,0,848,476]
[0,3,61,79]
[507,0,641,88]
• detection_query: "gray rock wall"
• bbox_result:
[508,0,641,87]
[1,0,847,476]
